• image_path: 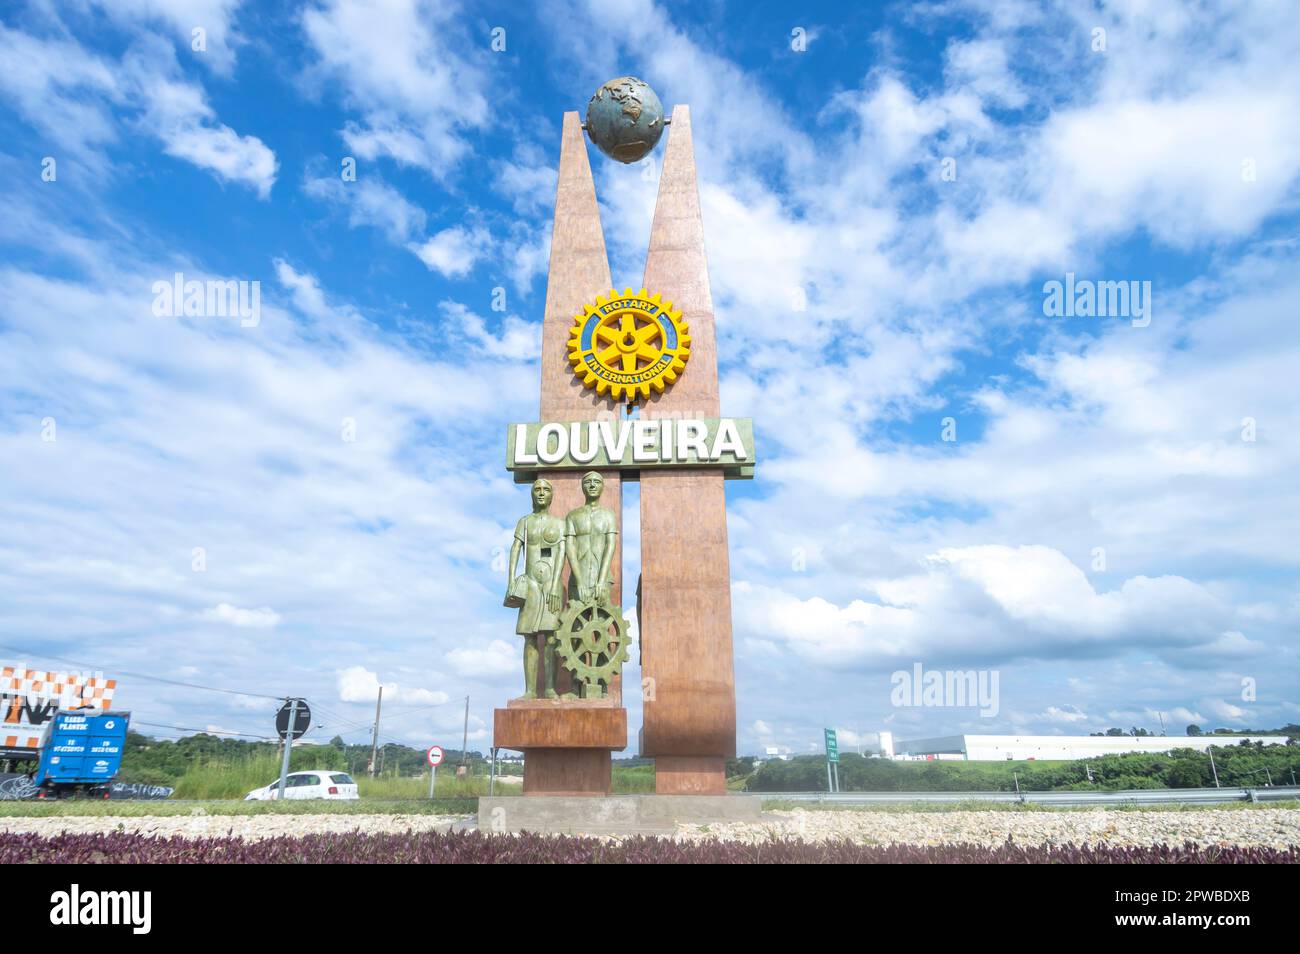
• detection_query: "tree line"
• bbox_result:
[749,739,1300,793]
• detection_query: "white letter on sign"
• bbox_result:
[711,419,748,460]
[513,425,538,466]
[569,422,599,463]
[678,420,708,460]
[537,422,568,464]
[632,420,658,462]
[598,419,633,461]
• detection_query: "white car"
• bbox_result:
[244,771,359,801]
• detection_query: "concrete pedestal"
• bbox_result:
[493,701,626,796]
[654,755,727,794]
[477,794,761,835]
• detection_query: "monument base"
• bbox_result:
[654,755,727,795]
[477,794,761,835]
[493,703,626,797]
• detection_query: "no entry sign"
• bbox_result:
[275,699,311,741]
[427,745,445,767]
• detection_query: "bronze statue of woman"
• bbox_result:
[505,478,566,698]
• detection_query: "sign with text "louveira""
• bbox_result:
[507,417,754,482]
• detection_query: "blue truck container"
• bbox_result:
[34,709,130,796]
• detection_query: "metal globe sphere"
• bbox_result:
[585,77,665,164]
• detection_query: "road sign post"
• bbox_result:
[427,745,445,799]
[277,699,297,800]
[275,699,311,801]
[824,728,840,794]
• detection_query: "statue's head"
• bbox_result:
[581,471,604,501]
[531,478,553,509]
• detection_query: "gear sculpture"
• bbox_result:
[554,600,632,698]
[567,288,690,404]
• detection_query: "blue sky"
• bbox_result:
[2,0,1298,756]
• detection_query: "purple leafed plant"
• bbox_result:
[1,830,1296,864]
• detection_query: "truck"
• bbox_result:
[31,709,131,799]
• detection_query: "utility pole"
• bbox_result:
[1208,745,1220,788]
[460,695,469,768]
[369,685,383,778]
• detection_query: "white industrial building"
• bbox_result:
[895,734,1288,761]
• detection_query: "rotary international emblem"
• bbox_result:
[567,288,691,403]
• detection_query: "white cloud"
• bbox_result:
[495,146,558,215]
[337,666,391,703]
[125,40,278,197]
[445,641,517,679]
[274,259,333,321]
[1167,707,1206,725]
[1205,699,1248,723]
[89,0,246,74]
[336,666,449,705]
[944,37,1027,108]
[735,545,1231,668]
[0,25,276,195]
[409,226,492,278]
[1042,705,1088,724]
[0,25,123,160]
[299,0,489,175]
[200,603,282,628]
[439,301,539,361]
[302,173,428,243]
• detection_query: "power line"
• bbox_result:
[0,643,284,702]
[133,720,278,741]
[1,643,459,744]
[313,702,447,735]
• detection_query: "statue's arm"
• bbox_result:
[564,514,588,602]
[597,515,618,604]
[552,535,566,592]
[507,518,524,589]
[549,537,566,613]
[564,515,578,576]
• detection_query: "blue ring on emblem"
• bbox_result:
[656,314,677,349]
[580,313,599,351]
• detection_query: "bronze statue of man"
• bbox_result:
[565,471,618,606]
[505,478,566,698]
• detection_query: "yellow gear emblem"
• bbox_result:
[567,288,691,403]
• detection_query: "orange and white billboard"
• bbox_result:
[0,666,117,758]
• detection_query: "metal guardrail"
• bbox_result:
[744,786,1300,807]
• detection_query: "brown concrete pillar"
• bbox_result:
[536,112,625,703]
[638,106,737,794]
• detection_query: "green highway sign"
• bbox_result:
[824,728,839,763]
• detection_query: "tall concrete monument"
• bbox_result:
[493,77,753,797]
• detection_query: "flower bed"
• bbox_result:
[3,829,1295,863]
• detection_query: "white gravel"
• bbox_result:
[0,814,466,841]
[5,808,1298,848]
[674,808,1300,849]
